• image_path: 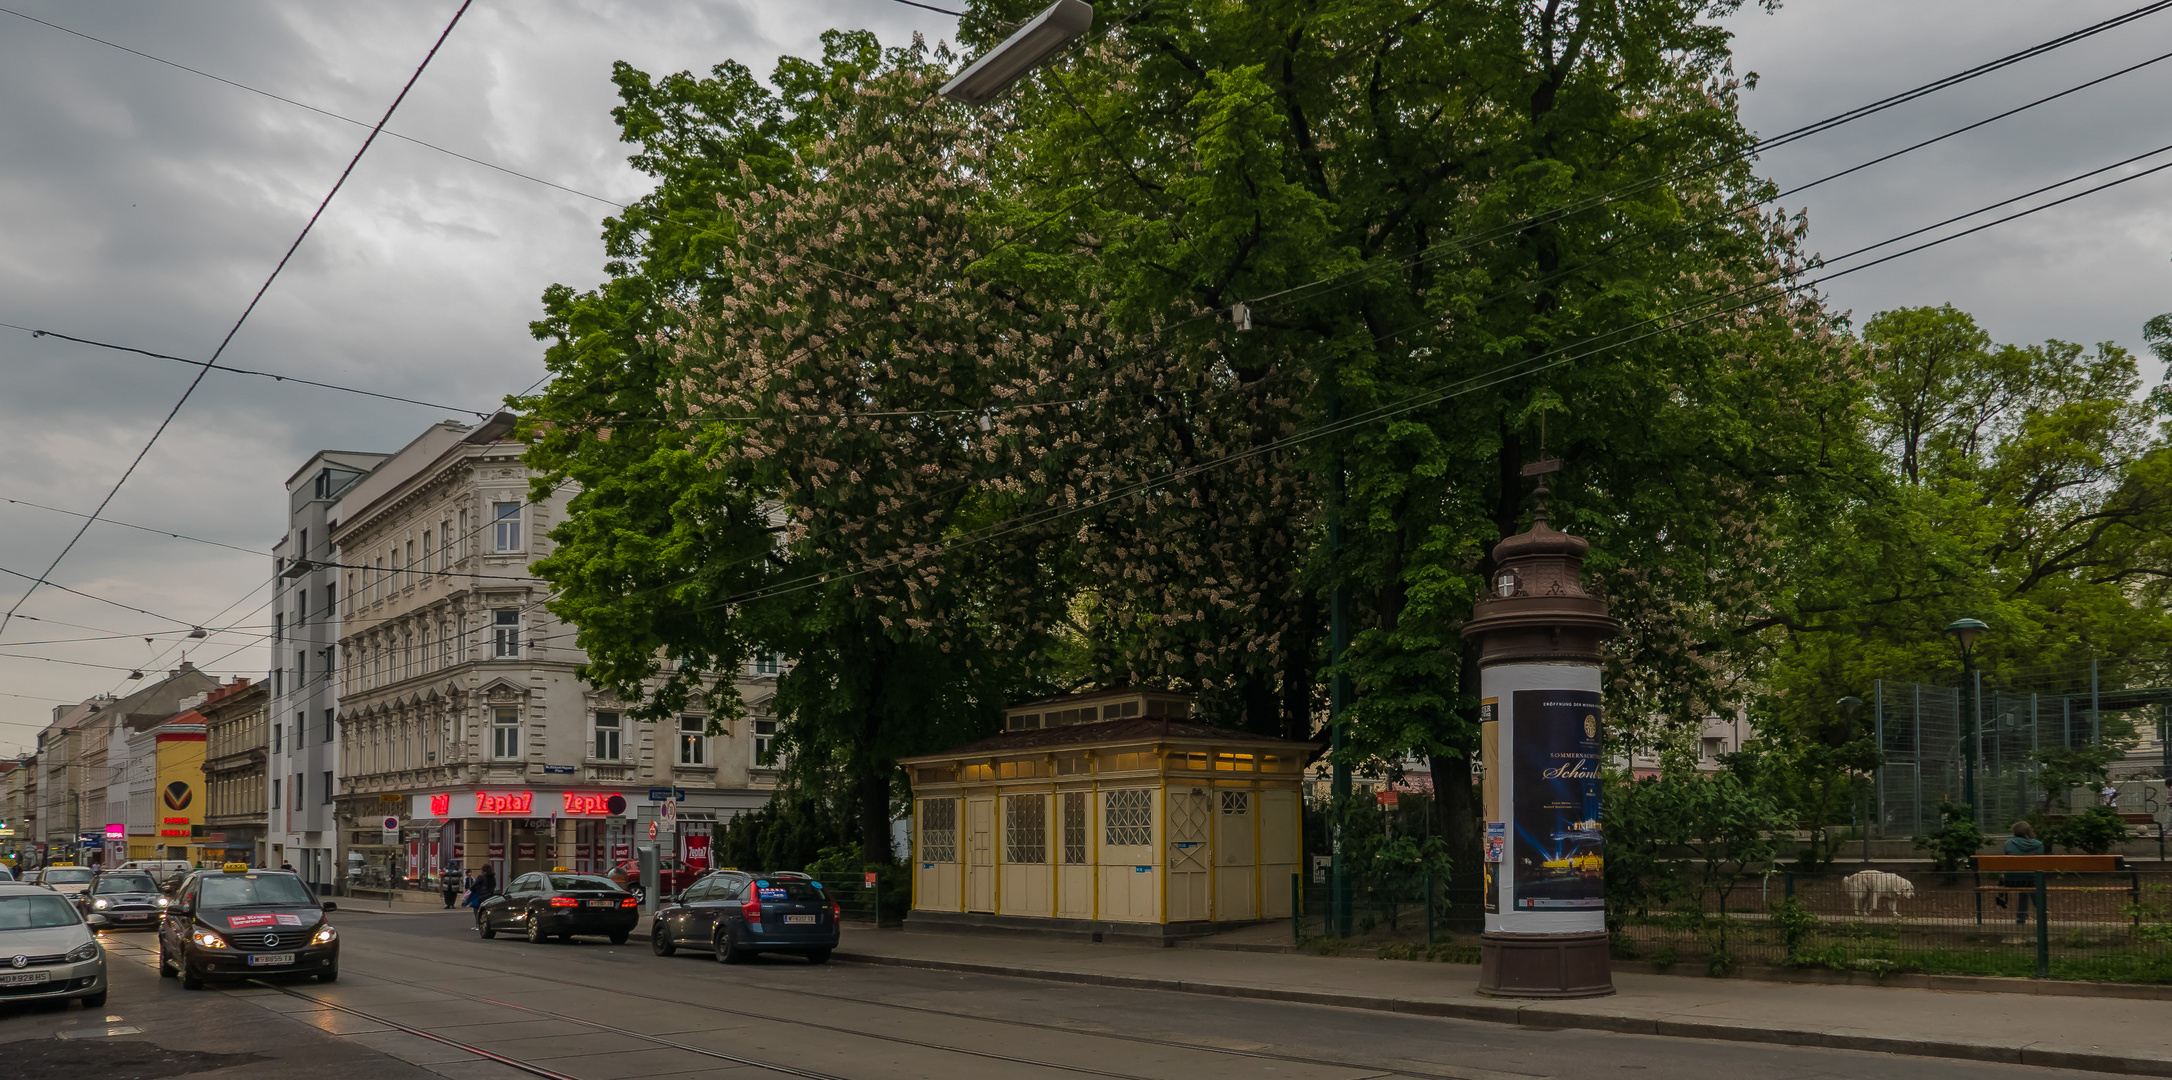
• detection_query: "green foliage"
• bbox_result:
[713,786,854,873]
[1604,760,1788,922]
[2049,806,2131,856]
[1914,799,1986,872]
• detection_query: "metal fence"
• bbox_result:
[1610,869,2172,982]
[1875,660,2172,837]
[821,879,885,924]
[1290,872,1484,959]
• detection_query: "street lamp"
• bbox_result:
[939,0,1094,105]
[1944,618,1989,820]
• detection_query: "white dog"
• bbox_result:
[1844,870,1916,916]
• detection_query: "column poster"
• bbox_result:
[1511,688,1604,911]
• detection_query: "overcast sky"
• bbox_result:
[2,0,2169,754]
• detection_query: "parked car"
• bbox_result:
[158,864,338,988]
[607,857,702,900]
[116,859,194,885]
[477,871,638,945]
[81,870,170,930]
[0,882,108,1007]
[650,870,839,964]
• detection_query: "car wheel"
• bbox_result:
[806,949,832,965]
[181,963,205,990]
[526,915,546,944]
[652,923,676,956]
[317,966,339,983]
[158,942,176,977]
[715,930,748,964]
[80,990,108,1007]
[609,931,630,946]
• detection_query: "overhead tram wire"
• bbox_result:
[0,0,478,641]
[674,136,2172,615]
[3,496,270,557]
[0,5,628,211]
[0,564,202,630]
[0,322,497,417]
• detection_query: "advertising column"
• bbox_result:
[1460,482,1618,998]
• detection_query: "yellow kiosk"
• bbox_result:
[900,688,1314,940]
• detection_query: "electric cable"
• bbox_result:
[3,496,271,557]
[0,0,478,640]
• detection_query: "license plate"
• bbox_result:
[247,953,295,966]
[122,913,153,921]
[588,900,617,908]
[0,971,51,987]
[784,914,817,925]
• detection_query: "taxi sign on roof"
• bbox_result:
[222,862,250,873]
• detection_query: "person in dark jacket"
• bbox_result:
[2002,820,2045,923]
[468,865,497,910]
[441,865,461,909]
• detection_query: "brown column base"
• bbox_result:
[1478,930,1614,998]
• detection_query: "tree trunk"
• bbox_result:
[856,747,892,865]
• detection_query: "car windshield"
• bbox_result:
[96,874,160,894]
[0,893,82,929]
[751,880,824,901]
[546,875,620,892]
[42,868,93,884]
[198,875,315,907]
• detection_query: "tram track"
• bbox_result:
[345,932,1498,1080]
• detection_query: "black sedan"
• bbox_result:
[650,870,839,964]
[81,870,169,930]
[477,872,638,945]
[158,866,338,988]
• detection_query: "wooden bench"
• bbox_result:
[1968,855,2135,924]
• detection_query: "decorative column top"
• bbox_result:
[1459,478,1618,666]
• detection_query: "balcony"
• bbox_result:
[584,764,635,783]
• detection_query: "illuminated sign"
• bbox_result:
[475,792,534,815]
[562,792,623,816]
[162,817,190,825]
[158,829,191,838]
[429,793,451,817]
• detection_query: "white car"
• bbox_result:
[33,865,95,901]
[0,883,108,1007]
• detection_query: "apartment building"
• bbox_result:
[0,756,30,866]
[200,678,270,865]
[269,448,390,890]
[329,414,774,890]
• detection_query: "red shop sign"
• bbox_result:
[475,792,534,815]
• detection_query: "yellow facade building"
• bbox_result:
[899,689,1314,939]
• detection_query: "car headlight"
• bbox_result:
[65,941,100,963]
[156,896,170,907]
[311,924,337,945]
[192,930,229,949]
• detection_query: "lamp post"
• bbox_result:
[938,0,1094,105]
[1944,618,1988,822]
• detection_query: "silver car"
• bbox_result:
[0,883,108,1008]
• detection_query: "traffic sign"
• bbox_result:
[381,816,399,831]
[660,799,677,828]
[647,822,658,840]
[647,787,687,802]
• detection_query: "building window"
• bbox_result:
[753,652,781,675]
[271,778,280,808]
[272,723,282,755]
[324,581,336,617]
[440,621,454,668]
[492,610,519,658]
[492,502,522,553]
[321,770,334,804]
[1004,794,1047,863]
[1105,789,1152,847]
[273,611,283,642]
[920,798,957,862]
[421,530,433,574]
[677,715,706,766]
[404,539,416,587]
[324,708,335,743]
[752,718,778,766]
[593,712,621,761]
[420,627,433,671]
[440,520,453,569]
[1063,791,1087,864]
[491,708,521,760]
[1220,790,1249,815]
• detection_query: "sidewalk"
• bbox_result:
[832,928,2172,1076]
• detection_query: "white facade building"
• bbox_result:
[328,414,775,891]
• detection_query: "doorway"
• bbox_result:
[966,797,996,913]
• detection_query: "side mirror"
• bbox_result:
[321,902,338,912]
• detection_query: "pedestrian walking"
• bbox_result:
[441,865,460,909]
[2001,820,2045,924]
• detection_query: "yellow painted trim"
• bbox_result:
[1089,763,1101,922]
[993,794,1003,917]
[909,799,920,912]
[1251,775,1262,920]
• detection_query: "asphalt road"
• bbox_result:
[0,910,2130,1080]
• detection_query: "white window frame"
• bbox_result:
[677,715,707,766]
[490,707,521,760]
[492,501,523,553]
[593,711,622,762]
[492,609,520,658]
[752,717,778,767]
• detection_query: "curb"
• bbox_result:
[831,950,2172,1077]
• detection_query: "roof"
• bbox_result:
[901,717,1316,762]
[1004,686,1194,711]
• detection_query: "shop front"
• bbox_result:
[405,787,635,883]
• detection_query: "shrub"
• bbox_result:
[1913,799,1984,872]
[2049,806,2129,855]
